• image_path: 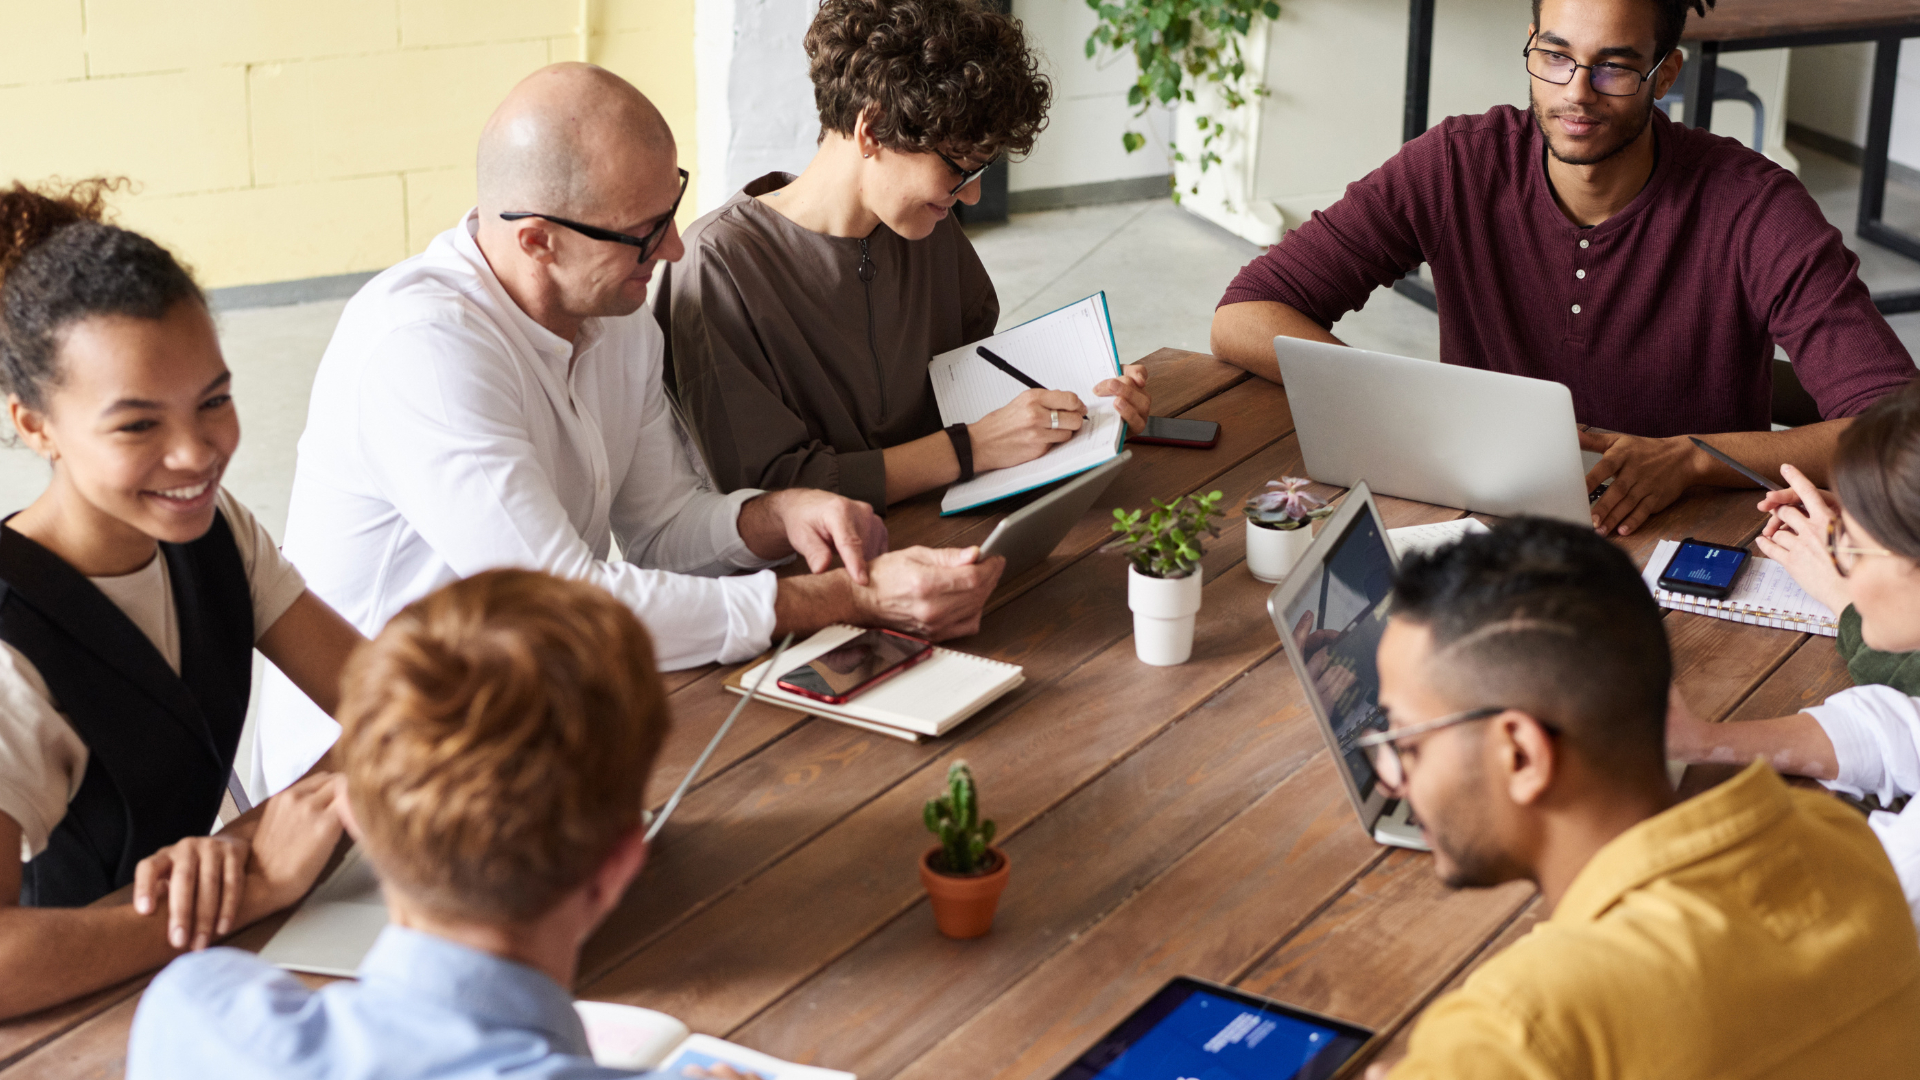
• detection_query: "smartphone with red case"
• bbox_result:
[775,629,934,705]
[1128,415,1221,448]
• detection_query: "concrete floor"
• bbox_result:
[5,140,1920,534]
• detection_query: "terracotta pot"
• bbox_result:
[919,845,1011,939]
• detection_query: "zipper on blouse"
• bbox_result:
[858,236,887,425]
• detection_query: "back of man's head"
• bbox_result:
[1391,518,1671,778]
[475,62,672,221]
[335,569,668,923]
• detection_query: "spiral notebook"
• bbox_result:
[723,625,1025,742]
[929,292,1127,515]
[1640,539,1838,636]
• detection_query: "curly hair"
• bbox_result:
[1529,0,1716,61]
[0,177,202,412]
[805,0,1052,161]
[335,568,670,923]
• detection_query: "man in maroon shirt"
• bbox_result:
[1212,0,1916,537]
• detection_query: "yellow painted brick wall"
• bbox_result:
[0,0,697,289]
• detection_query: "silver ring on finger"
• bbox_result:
[1050,410,1059,430]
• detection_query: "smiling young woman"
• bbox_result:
[0,179,358,1018]
[657,0,1152,513]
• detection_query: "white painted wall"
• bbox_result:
[695,0,820,210]
[1008,0,1172,193]
[1787,41,1920,172]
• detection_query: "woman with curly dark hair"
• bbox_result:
[658,0,1151,513]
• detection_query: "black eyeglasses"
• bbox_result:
[1523,33,1670,97]
[936,151,996,197]
[500,167,689,263]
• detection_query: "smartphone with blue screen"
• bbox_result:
[1657,537,1751,600]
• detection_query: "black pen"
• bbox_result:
[1688,437,1782,491]
[976,346,1047,391]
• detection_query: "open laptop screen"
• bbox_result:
[1274,509,1396,802]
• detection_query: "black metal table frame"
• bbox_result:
[1393,2,1920,316]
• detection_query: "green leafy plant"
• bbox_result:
[1104,490,1224,579]
[1084,0,1280,196]
[924,761,997,875]
[1245,477,1332,530]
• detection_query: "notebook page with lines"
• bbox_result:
[930,292,1126,514]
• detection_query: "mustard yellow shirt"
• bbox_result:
[1391,762,1920,1079]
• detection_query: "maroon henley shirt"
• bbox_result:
[1219,106,1915,436]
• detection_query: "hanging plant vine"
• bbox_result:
[1084,0,1280,198]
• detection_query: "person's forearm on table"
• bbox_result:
[1209,301,1343,379]
[882,434,961,505]
[1686,419,1851,488]
[1674,713,1840,780]
[0,901,195,1019]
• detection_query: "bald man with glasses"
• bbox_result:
[1212,0,1917,541]
[255,63,1002,795]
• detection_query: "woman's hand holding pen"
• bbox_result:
[967,389,1088,471]
[1753,463,1850,614]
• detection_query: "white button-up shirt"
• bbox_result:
[1808,683,1920,931]
[256,211,778,793]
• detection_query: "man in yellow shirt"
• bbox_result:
[1361,519,1920,1079]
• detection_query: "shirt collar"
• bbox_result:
[357,925,590,1054]
[456,208,593,379]
[1553,760,1792,924]
[1527,104,1674,239]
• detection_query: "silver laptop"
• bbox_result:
[1274,337,1598,526]
[980,451,1129,580]
[1265,483,1424,850]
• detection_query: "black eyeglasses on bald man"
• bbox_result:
[500,167,689,262]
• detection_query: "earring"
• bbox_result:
[863,153,871,159]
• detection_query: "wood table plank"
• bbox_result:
[577,488,1463,1036]
[1364,898,1547,1070]
[1682,0,1920,43]
[635,375,1298,827]
[577,395,1307,986]
[890,752,1381,1080]
[734,658,1366,1077]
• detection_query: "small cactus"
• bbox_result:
[923,761,997,875]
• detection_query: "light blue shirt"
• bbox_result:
[126,926,643,1079]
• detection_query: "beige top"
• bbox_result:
[657,172,999,512]
[0,489,305,860]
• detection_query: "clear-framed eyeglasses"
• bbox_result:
[1828,518,1896,578]
[1353,706,1510,791]
[1522,32,1670,97]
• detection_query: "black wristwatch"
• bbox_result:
[945,423,975,483]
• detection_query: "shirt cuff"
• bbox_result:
[836,448,889,516]
[714,569,781,665]
[1807,684,1920,798]
[714,487,784,571]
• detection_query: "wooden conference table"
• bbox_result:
[0,349,1854,1078]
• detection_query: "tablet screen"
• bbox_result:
[1274,510,1397,802]
[1054,978,1370,1080]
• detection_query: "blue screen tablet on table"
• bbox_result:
[1051,977,1372,1080]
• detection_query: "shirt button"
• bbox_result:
[1576,269,1586,279]
[1579,239,1590,249]
[1572,304,1582,314]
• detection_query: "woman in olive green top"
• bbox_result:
[658,0,1151,513]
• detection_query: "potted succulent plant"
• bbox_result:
[1243,477,1332,584]
[919,761,1009,940]
[1104,490,1225,666]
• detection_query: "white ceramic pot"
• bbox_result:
[1128,563,1204,666]
[1245,520,1316,584]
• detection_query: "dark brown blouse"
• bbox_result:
[656,172,999,512]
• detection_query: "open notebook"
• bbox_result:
[724,625,1024,742]
[930,292,1127,514]
[1640,538,1838,636]
[574,1001,852,1079]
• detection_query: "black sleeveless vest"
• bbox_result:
[0,513,253,907]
